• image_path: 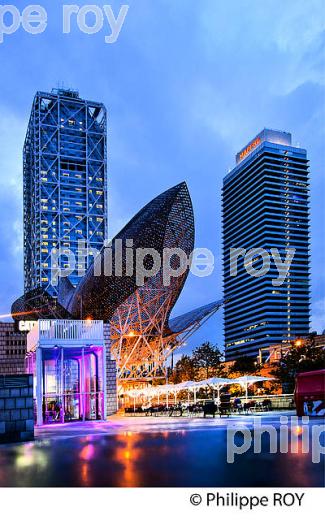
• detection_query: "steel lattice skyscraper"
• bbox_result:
[24,88,107,296]
[223,129,310,361]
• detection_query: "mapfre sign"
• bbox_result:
[239,137,261,161]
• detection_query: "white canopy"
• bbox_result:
[199,377,234,387]
[124,375,274,403]
[230,375,274,401]
[231,375,273,384]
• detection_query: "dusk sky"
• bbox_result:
[0,0,324,356]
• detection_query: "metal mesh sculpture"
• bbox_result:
[67,181,195,321]
[110,182,194,381]
[12,182,223,383]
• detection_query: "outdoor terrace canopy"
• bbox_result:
[230,375,274,401]
[124,375,274,404]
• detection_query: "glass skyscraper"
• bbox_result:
[24,88,108,296]
[223,129,310,360]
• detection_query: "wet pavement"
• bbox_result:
[0,414,324,487]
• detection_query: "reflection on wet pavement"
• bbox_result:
[0,416,323,487]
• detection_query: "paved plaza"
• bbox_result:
[0,413,324,487]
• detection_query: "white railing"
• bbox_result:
[27,319,104,351]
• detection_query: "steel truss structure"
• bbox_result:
[111,296,224,385]
[24,88,107,296]
[110,285,177,381]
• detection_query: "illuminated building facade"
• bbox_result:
[258,333,325,365]
[0,322,27,375]
[223,129,310,360]
[24,88,107,296]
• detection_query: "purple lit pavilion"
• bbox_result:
[26,319,109,426]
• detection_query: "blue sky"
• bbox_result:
[0,0,324,355]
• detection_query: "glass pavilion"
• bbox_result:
[26,319,106,426]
